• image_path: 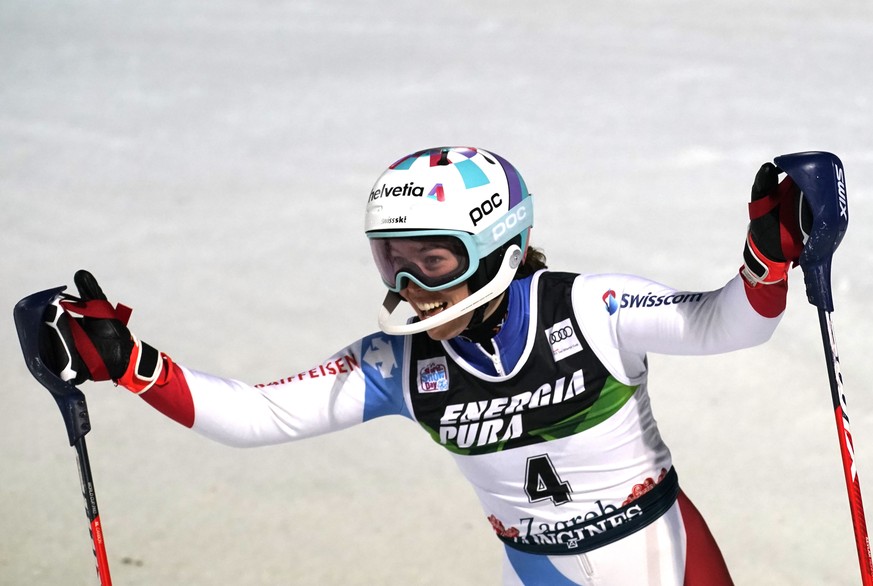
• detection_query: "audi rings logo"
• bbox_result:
[549,326,574,344]
[545,319,583,362]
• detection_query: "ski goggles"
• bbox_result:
[369,231,479,292]
[368,198,534,292]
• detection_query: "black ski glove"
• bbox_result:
[41,270,162,391]
[741,163,811,286]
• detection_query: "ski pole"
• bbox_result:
[13,286,113,586]
[776,151,873,585]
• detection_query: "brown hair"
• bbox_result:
[515,245,548,279]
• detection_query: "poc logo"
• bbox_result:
[469,193,503,226]
[491,205,528,242]
[545,319,583,361]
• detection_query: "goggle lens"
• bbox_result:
[370,235,472,292]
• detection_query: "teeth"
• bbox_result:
[417,301,446,313]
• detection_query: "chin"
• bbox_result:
[424,314,471,341]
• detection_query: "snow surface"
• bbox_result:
[2,1,873,584]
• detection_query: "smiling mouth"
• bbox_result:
[416,300,449,318]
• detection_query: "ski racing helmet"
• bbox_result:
[365,146,533,335]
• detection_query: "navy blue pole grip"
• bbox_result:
[13,286,93,446]
[773,151,848,312]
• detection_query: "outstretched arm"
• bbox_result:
[140,336,408,447]
[40,271,410,447]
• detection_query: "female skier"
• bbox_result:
[43,146,806,585]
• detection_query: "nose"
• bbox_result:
[400,280,424,299]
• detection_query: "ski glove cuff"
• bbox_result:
[741,232,791,286]
[117,336,168,394]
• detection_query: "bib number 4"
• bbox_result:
[524,454,572,506]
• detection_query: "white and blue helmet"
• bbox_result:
[365,147,533,334]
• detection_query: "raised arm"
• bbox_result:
[574,161,807,359]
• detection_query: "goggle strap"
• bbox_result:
[473,198,534,257]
